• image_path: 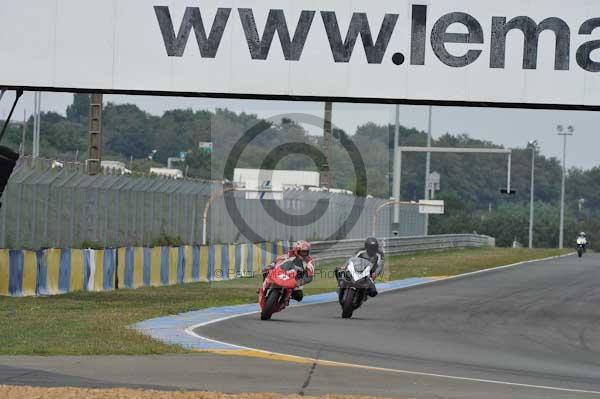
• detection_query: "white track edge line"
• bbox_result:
[184,320,600,396]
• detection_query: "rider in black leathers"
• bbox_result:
[336,237,384,300]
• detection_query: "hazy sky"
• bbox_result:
[1,91,598,169]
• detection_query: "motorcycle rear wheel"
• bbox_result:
[261,289,281,320]
[342,289,355,319]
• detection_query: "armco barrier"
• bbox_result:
[311,234,495,261]
[0,236,490,297]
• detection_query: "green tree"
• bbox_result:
[66,94,90,124]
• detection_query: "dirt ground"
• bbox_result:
[1,386,397,399]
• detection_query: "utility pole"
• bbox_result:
[321,101,332,189]
[423,106,433,236]
[528,140,538,249]
[87,94,103,175]
[392,105,401,234]
[20,109,26,156]
[32,93,37,157]
[557,125,574,249]
[32,92,41,158]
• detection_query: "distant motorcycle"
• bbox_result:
[335,257,374,319]
[576,237,587,258]
[258,258,298,320]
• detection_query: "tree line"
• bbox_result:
[1,94,597,248]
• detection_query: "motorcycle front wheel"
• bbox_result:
[578,248,583,258]
[261,289,281,320]
[342,289,355,319]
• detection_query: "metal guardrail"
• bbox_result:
[311,234,495,261]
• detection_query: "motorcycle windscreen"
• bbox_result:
[348,257,372,273]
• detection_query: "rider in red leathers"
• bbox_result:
[262,240,315,302]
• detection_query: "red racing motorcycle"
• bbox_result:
[258,258,298,320]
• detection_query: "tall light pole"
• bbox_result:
[557,125,574,249]
[424,106,433,235]
[527,140,538,249]
[32,92,41,159]
[392,104,401,234]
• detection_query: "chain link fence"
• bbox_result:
[0,159,425,250]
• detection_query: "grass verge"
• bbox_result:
[0,247,569,355]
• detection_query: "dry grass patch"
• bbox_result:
[0,386,394,399]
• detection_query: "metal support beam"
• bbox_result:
[87,94,103,175]
[399,146,512,154]
[0,89,23,142]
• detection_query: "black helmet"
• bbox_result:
[364,237,379,256]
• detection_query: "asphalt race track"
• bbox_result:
[197,254,600,396]
[2,254,600,399]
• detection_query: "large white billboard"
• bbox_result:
[1,0,600,108]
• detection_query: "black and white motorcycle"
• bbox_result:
[576,236,588,258]
[335,257,374,319]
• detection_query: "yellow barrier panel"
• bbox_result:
[198,245,207,282]
[70,249,85,292]
[184,246,193,283]
[169,247,178,285]
[150,247,162,287]
[117,248,126,288]
[252,243,262,274]
[133,247,144,288]
[22,251,37,297]
[46,249,61,295]
[0,250,8,296]
[228,244,235,279]
[93,250,105,292]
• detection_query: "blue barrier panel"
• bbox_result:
[208,244,215,281]
[58,249,71,293]
[221,244,229,281]
[246,243,254,276]
[177,247,185,284]
[235,244,242,277]
[8,250,24,296]
[102,249,117,291]
[160,247,170,286]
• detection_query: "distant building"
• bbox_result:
[101,160,132,174]
[150,167,183,179]
[308,187,354,195]
[198,142,213,153]
[234,168,320,200]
